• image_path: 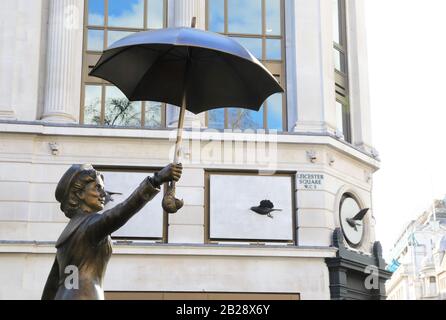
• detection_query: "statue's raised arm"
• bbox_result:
[41,163,182,300]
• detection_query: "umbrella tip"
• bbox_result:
[191,17,196,28]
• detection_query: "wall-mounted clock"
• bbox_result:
[339,194,369,247]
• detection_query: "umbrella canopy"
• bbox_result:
[89,27,283,114]
[89,26,284,214]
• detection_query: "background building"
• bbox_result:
[386,198,446,300]
[0,0,386,300]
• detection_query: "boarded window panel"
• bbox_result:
[101,171,164,239]
[209,174,293,241]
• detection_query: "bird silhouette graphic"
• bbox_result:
[345,208,369,231]
[104,190,123,205]
[250,200,282,219]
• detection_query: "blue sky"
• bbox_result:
[365,0,446,258]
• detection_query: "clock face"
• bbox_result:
[339,196,364,247]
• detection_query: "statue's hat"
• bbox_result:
[55,164,94,203]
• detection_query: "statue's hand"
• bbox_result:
[155,163,183,185]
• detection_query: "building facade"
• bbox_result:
[386,199,446,300]
[0,0,383,300]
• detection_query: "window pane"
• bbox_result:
[147,0,165,29]
[265,0,281,36]
[208,108,225,130]
[208,0,225,33]
[266,93,282,130]
[145,102,162,128]
[84,85,102,125]
[266,39,281,60]
[228,0,262,35]
[232,37,262,59]
[335,100,343,134]
[88,0,105,26]
[332,0,340,44]
[228,107,263,130]
[334,48,345,72]
[107,30,135,47]
[105,86,141,126]
[108,0,144,28]
[87,29,104,51]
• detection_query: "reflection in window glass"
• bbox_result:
[209,0,225,33]
[147,0,165,29]
[84,85,102,125]
[87,29,104,51]
[267,93,282,130]
[145,102,162,128]
[105,86,141,126]
[228,0,262,35]
[107,31,135,47]
[332,0,340,44]
[228,107,263,130]
[266,39,281,60]
[334,49,345,72]
[108,0,144,28]
[232,37,262,59]
[335,100,343,134]
[265,0,281,35]
[208,108,225,129]
[88,0,105,26]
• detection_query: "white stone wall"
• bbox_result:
[0,124,378,299]
[0,244,334,300]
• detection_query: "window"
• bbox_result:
[205,171,296,244]
[81,0,167,127]
[96,166,167,242]
[206,0,286,131]
[333,0,351,142]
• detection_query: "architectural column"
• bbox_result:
[166,0,206,128]
[346,0,373,153]
[41,0,84,123]
[292,0,337,134]
[0,1,18,120]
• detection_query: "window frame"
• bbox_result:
[204,0,287,132]
[94,165,168,243]
[333,0,351,143]
[80,0,168,128]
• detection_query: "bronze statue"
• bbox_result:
[41,163,182,300]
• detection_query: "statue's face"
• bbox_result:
[79,175,106,213]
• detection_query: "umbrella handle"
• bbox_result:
[169,93,187,189]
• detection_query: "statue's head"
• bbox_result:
[55,164,106,218]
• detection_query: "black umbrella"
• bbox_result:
[89,20,283,213]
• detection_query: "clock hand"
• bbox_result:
[352,208,369,221]
[346,217,362,231]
